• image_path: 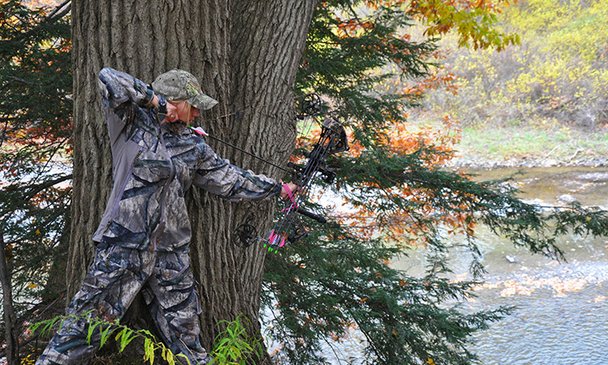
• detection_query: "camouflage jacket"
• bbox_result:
[93,67,281,243]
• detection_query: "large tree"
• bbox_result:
[67,0,317,361]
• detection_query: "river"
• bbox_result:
[318,167,608,365]
[463,167,608,365]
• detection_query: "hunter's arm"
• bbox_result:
[191,138,281,201]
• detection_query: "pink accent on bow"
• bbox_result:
[267,229,287,248]
[281,183,298,212]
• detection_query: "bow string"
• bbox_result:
[191,94,349,252]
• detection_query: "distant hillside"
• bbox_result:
[420,0,608,131]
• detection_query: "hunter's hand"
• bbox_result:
[280,182,299,201]
[164,102,180,123]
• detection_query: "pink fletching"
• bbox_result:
[191,126,208,136]
[268,230,277,245]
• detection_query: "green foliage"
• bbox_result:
[3,1,608,365]
[209,316,262,365]
[30,314,262,365]
[0,0,72,313]
[266,142,608,364]
[30,314,192,365]
[262,2,608,363]
[264,230,512,364]
[297,1,436,138]
[423,0,608,129]
[266,2,520,362]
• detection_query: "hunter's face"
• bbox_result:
[175,101,200,123]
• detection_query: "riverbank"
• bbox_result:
[399,167,608,365]
[314,167,608,364]
[447,125,608,169]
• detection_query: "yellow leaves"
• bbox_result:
[27,282,39,289]
[427,357,437,365]
[19,354,36,365]
[407,0,520,50]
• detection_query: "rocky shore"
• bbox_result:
[447,155,608,170]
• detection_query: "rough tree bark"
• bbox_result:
[68,0,317,362]
[0,233,18,365]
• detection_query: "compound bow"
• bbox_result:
[265,117,348,251]
[193,94,349,252]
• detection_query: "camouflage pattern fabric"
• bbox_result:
[152,69,218,111]
[36,68,280,365]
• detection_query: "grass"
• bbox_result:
[454,125,608,164]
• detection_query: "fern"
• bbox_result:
[30,314,191,365]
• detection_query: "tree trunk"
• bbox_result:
[69,0,317,362]
[0,233,18,365]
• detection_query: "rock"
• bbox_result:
[557,194,578,204]
[578,172,608,182]
[544,158,559,167]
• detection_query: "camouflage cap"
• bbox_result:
[152,69,218,110]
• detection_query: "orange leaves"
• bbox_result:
[325,109,475,244]
[365,1,380,10]
[334,16,375,38]
[443,211,477,236]
[378,115,460,167]
[404,71,459,97]
[337,19,374,32]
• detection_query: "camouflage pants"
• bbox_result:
[35,241,210,365]
[36,158,210,365]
